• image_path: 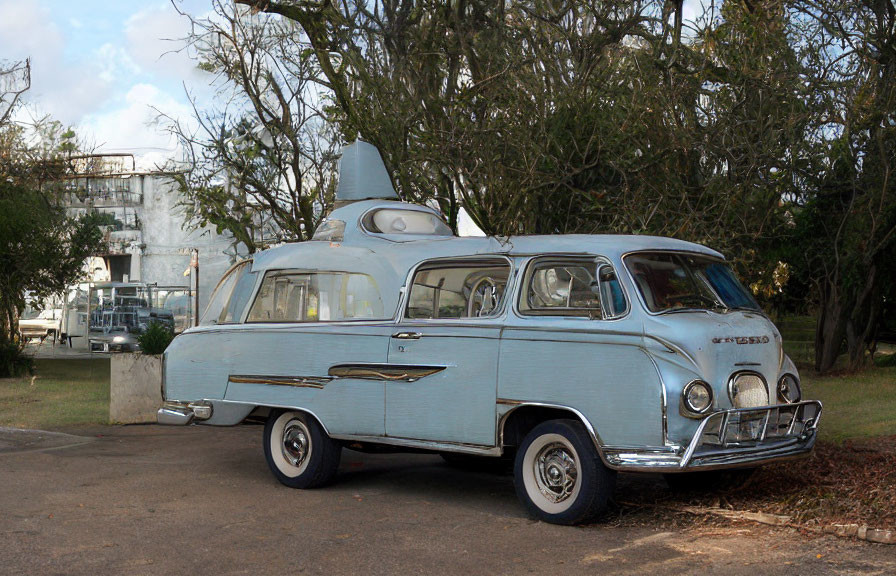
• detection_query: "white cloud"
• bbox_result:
[125,3,203,83]
[80,83,196,168]
[97,43,140,84]
[0,0,112,126]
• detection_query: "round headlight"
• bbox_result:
[683,380,713,414]
[777,374,801,403]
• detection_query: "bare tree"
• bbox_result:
[0,59,30,125]
[163,0,341,252]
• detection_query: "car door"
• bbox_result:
[498,256,664,448]
[384,257,512,446]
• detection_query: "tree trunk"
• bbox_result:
[815,263,883,373]
[815,283,847,373]
[845,264,881,371]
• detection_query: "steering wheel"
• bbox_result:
[668,293,720,309]
[467,276,500,317]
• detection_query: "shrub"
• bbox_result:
[137,322,174,355]
[0,337,33,378]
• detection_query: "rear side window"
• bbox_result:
[520,257,627,319]
[201,261,255,325]
[246,271,384,323]
[406,259,510,319]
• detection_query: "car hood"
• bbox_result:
[643,310,783,408]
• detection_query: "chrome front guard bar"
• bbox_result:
[604,400,822,472]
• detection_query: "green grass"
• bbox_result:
[0,358,110,430]
[802,366,896,443]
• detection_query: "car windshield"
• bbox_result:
[625,252,760,314]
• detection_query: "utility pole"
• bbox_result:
[190,248,199,327]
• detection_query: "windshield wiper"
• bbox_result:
[659,307,714,315]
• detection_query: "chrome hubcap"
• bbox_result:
[281,422,310,467]
[534,442,578,503]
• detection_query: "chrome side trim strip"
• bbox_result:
[331,433,502,456]
[328,363,446,382]
[228,375,332,389]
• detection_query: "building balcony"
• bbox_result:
[64,188,143,208]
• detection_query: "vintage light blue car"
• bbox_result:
[159,142,821,525]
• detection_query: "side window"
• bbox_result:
[406,260,511,319]
[219,266,258,323]
[597,265,628,318]
[200,261,253,326]
[521,260,601,316]
[520,258,627,318]
[246,271,384,323]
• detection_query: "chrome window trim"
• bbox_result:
[202,259,253,325]
[512,254,631,322]
[727,370,769,408]
[398,255,516,324]
[358,204,453,239]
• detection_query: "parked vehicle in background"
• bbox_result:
[88,282,175,352]
[148,287,192,334]
[18,308,62,342]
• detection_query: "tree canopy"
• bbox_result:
[176,0,895,372]
[0,119,104,376]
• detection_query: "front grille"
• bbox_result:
[730,373,768,408]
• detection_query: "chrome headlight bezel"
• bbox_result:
[777,373,802,404]
[681,379,714,417]
[727,370,770,408]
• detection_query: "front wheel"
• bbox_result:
[514,419,616,525]
[263,410,341,489]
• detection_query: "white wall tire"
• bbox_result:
[514,419,615,525]
[263,410,341,489]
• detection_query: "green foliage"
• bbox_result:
[0,123,104,377]
[0,338,32,378]
[137,322,174,355]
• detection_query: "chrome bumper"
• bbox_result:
[604,400,822,472]
[157,401,212,426]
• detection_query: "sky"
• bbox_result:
[0,0,214,168]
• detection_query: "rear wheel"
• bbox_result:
[263,410,341,488]
[514,419,615,525]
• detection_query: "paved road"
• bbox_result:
[1,425,893,575]
[23,339,95,360]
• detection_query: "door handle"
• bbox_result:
[392,331,422,340]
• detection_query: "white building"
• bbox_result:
[63,154,247,316]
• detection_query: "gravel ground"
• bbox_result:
[1,424,893,576]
